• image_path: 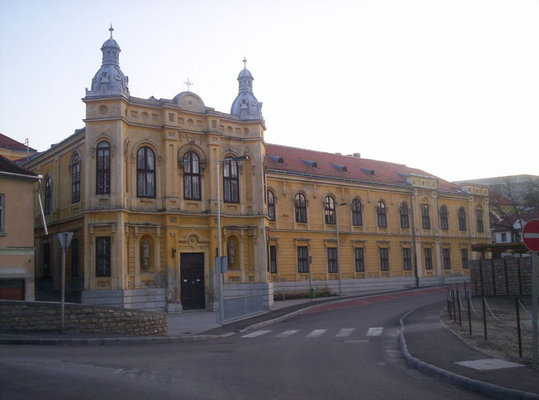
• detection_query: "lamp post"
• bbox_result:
[216,155,248,323]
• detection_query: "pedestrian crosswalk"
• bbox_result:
[240,327,385,339]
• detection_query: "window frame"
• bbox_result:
[440,205,449,230]
[442,248,451,269]
[96,236,111,277]
[476,207,484,233]
[327,247,338,273]
[380,247,389,271]
[458,207,467,231]
[377,201,387,228]
[297,246,309,273]
[424,248,433,270]
[461,248,469,269]
[96,141,111,195]
[351,198,363,226]
[324,195,336,225]
[71,153,81,204]
[355,247,365,272]
[400,202,409,228]
[421,204,431,229]
[137,146,156,198]
[0,193,4,232]
[183,151,201,200]
[223,158,240,203]
[403,247,412,271]
[44,177,52,215]
[268,245,277,273]
[295,193,307,223]
[267,189,276,221]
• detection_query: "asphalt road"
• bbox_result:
[0,290,488,400]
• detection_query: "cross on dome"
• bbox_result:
[243,57,247,69]
[184,78,193,92]
[109,24,114,39]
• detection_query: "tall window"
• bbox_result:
[267,190,276,221]
[96,236,111,277]
[424,248,433,270]
[0,193,4,232]
[268,245,277,273]
[297,246,309,273]
[461,248,469,269]
[421,204,430,229]
[439,205,449,230]
[403,248,412,270]
[43,243,51,278]
[71,153,81,203]
[355,247,365,272]
[380,247,389,271]
[476,207,484,233]
[324,196,336,225]
[44,177,52,215]
[352,198,362,226]
[400,202,409,228]
[96,141,111,194]
[327,247,338,273]
[442,248,451,269]
[137,146,156,198]
[183,151,201,200]
[223,158,239,203]
[71,238,79,277]
[377,201,387,228]
[295,193,307,223]
[458,207,467,231]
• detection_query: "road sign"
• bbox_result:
[57,232,74,249]
[522,219,539,252]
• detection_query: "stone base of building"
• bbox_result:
[81,288,167,312]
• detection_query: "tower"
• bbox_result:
[230,59,263,121]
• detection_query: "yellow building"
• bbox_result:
[23,29,490,312]
[0,155,39,300]
[0,133,37,161]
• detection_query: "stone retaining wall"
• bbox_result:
[0,300,167,336]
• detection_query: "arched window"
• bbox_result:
[458,207,467,231]
[421,204,431,229]
[400,202,409,228]
[324,195,336,225]
[295,193,307,223]
[377,200,387,228]
[267,189,276,221]
[96,141,110,194]
[476,207,484,233]
[440,205,449,230]
[137,146,156,198]
[223,158,239,203]
[71,153,81,203]
[44,177,52,215]
[352,198,363,226]
[183,151,201,200]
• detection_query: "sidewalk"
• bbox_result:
[1,291,538,399]
[400,301,539,400]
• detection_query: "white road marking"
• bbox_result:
[306,329,327,338]
[242,330,271,338]
[336,328,356,337]
[366,327,384,336]
[276,330,299,338]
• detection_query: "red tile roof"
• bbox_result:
[0,133,36,152]
[265,143,462,193]
[0,154,37,177]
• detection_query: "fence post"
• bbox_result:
[447,289,452,320]
[482,296,488,340]
[467,292,472,336]
[516,297,522,359]
[457,289,462,327]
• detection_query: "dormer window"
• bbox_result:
[301,159,317,168]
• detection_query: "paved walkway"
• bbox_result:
[1,290,538,399]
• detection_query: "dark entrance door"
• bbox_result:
[180,252,205,310]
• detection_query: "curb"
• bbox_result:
[399,307,539,400]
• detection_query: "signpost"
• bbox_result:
[522,219,539,368]
[57,232,73,333]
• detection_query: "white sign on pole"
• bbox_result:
[57,232,74,249]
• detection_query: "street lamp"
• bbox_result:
[216,155,248,323]
[336,202,347,297]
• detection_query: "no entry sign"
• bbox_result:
[523,219,539,252]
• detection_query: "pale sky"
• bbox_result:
[1,0,538,182]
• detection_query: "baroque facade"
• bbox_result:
[23,29,490,311]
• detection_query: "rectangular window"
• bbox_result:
[71,238,79,277]
[327,247,338,273]
[0,193,4,232]
[501,232,507,242]
[96,236,111,277]
[355,247,365,272]
[476,209,484,233]
[297,246,309,273]
[424,248,433,270]
[403,247,412,271]
[268,245,277,274]
[380,248,389,271]
[442,248,451,269]
[461,248,469,269]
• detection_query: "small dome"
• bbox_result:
[101,37,121,51]
[238,68,253,79]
